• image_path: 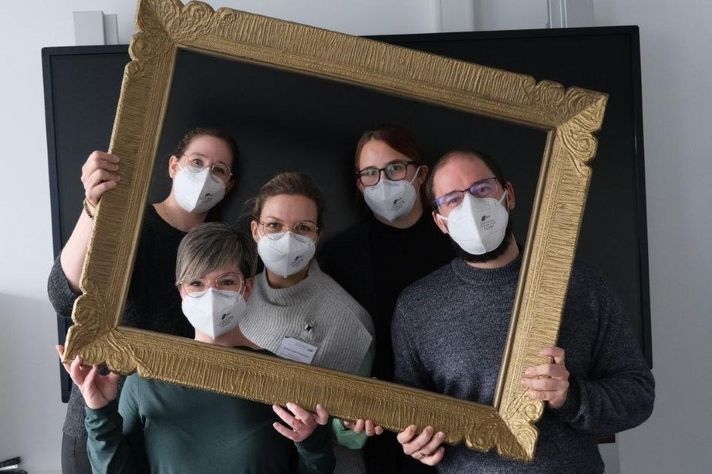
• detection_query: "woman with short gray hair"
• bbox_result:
[59,222,336,473]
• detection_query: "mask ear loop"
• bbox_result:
[499,189,509,206]
[408,165,422,184]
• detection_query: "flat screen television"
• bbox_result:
[43,26,650,402]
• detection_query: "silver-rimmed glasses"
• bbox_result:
[257,219,319,240]
[179,272,244,297]
[181,154,232,183]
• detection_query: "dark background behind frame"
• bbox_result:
[43,26,650,402]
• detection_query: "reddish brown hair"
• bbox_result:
[354,125,422,170]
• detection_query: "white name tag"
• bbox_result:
[275,337,318,364]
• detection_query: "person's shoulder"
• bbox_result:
[312,263,373,325]
[568,260,613,297]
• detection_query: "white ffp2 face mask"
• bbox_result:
[257,231,315,278]
[174,166,226,213]
[181,289,247,339]
[440,191,509,255]
[362,168,420,222]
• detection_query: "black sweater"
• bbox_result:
[318,212,454,382]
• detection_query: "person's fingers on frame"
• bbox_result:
[540,346,565,365]
[314,404,329,425]
[354,419,366,433]
[83,152,118,181]
[522,376,568,391]
[421,446,446,466]
[523,363,555,378]
[397,425,418,445]
[525,389,559,401]
[365,420,376,436]
[87,168,121,191]
[272,404,299,430]
[342,420,355,430]
[404,426,434,456]
[286,403,313,427]
[84,365,100,391]
[364,420,384,436]
[90,180,119,202]
[68,356,86,385]
[272,421,300,441]
[418,430,446,457]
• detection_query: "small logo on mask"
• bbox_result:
[481,215,490,222]
[392,197,404,210]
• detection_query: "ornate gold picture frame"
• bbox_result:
[62,0,607,461]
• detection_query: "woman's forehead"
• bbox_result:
[261,194,318,221]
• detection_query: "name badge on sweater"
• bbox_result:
[276,337,318,364]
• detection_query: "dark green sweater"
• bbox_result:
[85,374,335,474]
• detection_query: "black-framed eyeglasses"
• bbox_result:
[356,160,420,187]
[257,219,320,240]
[434,177,504,214]
[180,154,232,183]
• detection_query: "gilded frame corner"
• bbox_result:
[63,0,607,461]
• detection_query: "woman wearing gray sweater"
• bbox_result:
[239,172,375,474]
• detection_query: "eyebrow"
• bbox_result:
[184,152,231,167]
[262,216,317,224]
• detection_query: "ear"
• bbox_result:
[432,210,449,235]
[168,155,180,179]
[504,181,516,211]
[242,278,253,300]
[250,220,260,243]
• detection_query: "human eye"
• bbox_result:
[189,157,204,169]
[385,161,406,177]
[294,222,316,234]
[445,192,463,207]
[360,167,378,178]
[470,181,495,198]
[187,279,205,289]
[212,164,229,177]
[218,275,240,288]
[265,221,283,232]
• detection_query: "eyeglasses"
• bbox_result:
[179,272,244,297]
[356,160,420,187]
[181,154,232,183]
[434,177,504,214]
[257,219,319,240]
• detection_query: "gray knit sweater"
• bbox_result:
[240,260,375,474]
[240,261,375,374]
[392,256,654,473]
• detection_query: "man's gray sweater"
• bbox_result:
[392,256,654,473]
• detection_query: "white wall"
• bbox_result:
[1,0,709,472]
